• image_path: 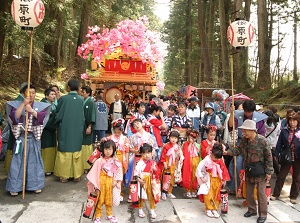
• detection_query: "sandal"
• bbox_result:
[150,212,157,219]
[186,192,192,198]
[138,209,145,218]
[59,178,68,183]
[212,210,220,218]
[167,193,176,199]
[106,215,118,223]
[94,217,101,223]
[206,210,214,218]
[74,177,81,182]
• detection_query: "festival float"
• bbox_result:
[78,16,165,104]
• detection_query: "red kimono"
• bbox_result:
[148,115,163,147]
[182,141,200,191]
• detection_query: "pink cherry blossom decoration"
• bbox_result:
[81,73,89,80]
[77,16,164,66]
[156,80,165,91]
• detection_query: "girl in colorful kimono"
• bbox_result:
[125,119,156,200]
[147,102,166,162]
[125,102,148,137]
[196,143,230,218]
[182,129,201,198]
[106,119,130,174]
[86,140,123,223]
[159,130,182,200]
[201,125,217,159]
[134,143,158,219]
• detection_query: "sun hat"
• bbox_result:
[238,120,257,131]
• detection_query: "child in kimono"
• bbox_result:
[159,130,183,200]
[196,143,230,218]
[182,129,201,198]
[86,140,123,223]
[201,125,217,159]
[106,118,130,174]
[134,143,158,219]
[147,102,166,162]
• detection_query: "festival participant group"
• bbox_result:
[2,79,300,223]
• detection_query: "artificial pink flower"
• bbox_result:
[81,73,89,80]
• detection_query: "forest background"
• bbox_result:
[0,0,300,114]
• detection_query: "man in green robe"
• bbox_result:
[54,79,85,182]
[81,86,96,171]
[41,88,57,175]
[3,83,25,173]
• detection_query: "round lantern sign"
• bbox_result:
[11,0,45,29]
[227,20,254,48]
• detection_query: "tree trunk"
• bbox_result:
[184,0,192,85]
[0,0,10,71]
[218,0,228,81]
[208,0,216,71]
[75,0,92,75]
[43,1,64,68]
[239,0,251,89]
[256,0,271,89]
[293,10,298,82]
[197,0,212,82]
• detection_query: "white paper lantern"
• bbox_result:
[227,20,254,48]
[132,85,137,90]
[125,84,131,90]
[138,85,144,91]
[11,0,45,29]
[145,86,151,91]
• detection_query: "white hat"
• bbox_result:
[238,120,257,131]
[256,105,261,111]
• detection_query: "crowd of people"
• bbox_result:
[1,80,300,223]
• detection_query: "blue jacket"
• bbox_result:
[274,127,300,159]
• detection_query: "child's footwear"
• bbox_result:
[127,195,132,203]
[212,210,220,218]
[161,193,167,201]
[150,209,157,219]
[106,215,118,223]
[167,193,176,199]
[186,192,192,198]
[191,192,197,198]
[206,210,214,218]
[138,209,146,218]
[94,217,101,223]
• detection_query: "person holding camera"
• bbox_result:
[224,120,274,223]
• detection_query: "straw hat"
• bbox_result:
[238,120,257,131]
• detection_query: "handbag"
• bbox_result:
[245,142,265,177]
[245,161,265,177]
[278,134,295,165]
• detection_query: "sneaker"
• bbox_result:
[206,210,214,218]
[94,217,101,223]
[120,195,123,201]
[186,192,192,198]
[10,192,18,196]
[150,210,157,219]
[167,193,176,199]
[270,196,278,201]
[191,192,197,198]
[290,199,297,204]
[212,210,220,218]
[106,215,118,223]
[161,193,167,201]
[138,209,145,218]
[34,189,42,194]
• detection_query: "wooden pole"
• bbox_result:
[230,52,238,199]
[22,30,33,199]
